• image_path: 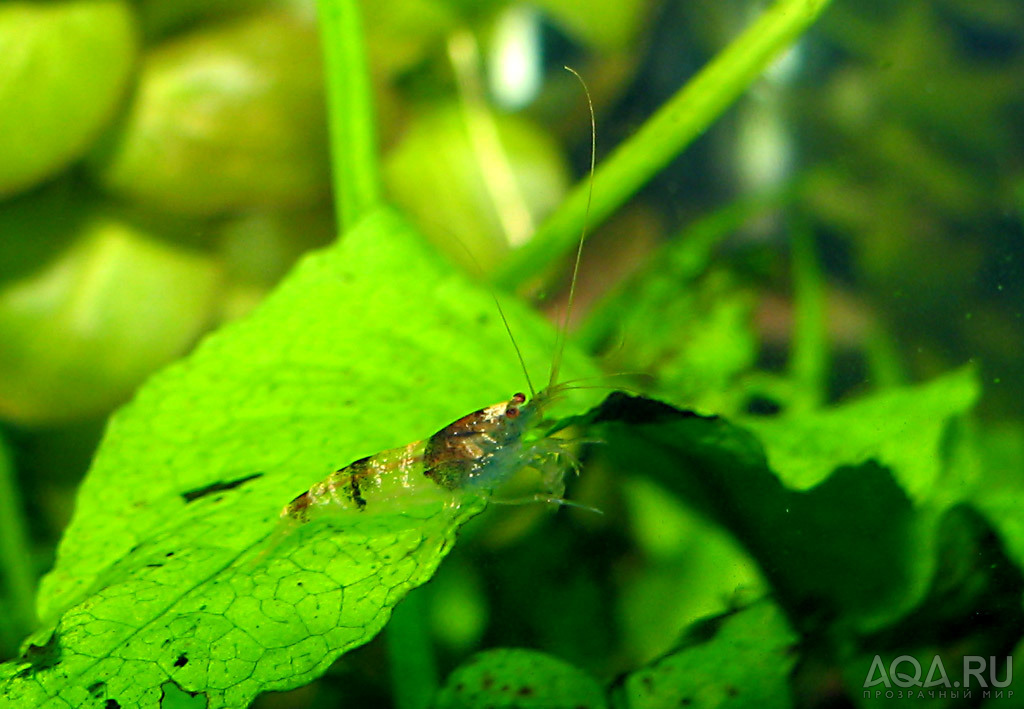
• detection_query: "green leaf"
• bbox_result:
[739,366,981,500]
[615,602,797,709]
[617,476,764,662]
[433,648,606,709]
[89,10,329,216]
[585,395,927,629]
[0,207,597,708]
[841,505,1024,705]
[0,217,222,424]
[975,490,1024,578]
[384,104,570,273]
[0,0,136,197]
[968,422,1024,570]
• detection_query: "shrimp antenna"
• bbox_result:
[448,234,537,399]
[548,66,596,391]
[492,292,537,399]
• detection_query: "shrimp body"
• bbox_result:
[282,389,570,523]
[284,439,430,521]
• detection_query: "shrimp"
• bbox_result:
[281,381,586,524]
[281,67,597,525]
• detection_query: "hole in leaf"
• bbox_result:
[181,473,263,503]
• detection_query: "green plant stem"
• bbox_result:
[495,0,834,289]
[0,436,36,649]
[386,588,439,709]
[789,217,828,412]
[864,323,906,389]
[316,0,382,232]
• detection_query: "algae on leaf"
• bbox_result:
[434,648,607,709]
[0,207,597,709]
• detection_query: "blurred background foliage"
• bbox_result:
[0,0,1022,706]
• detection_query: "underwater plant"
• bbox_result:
[1,0,1022,707]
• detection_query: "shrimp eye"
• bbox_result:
[512,392,526,404]
[505,406,520,418]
